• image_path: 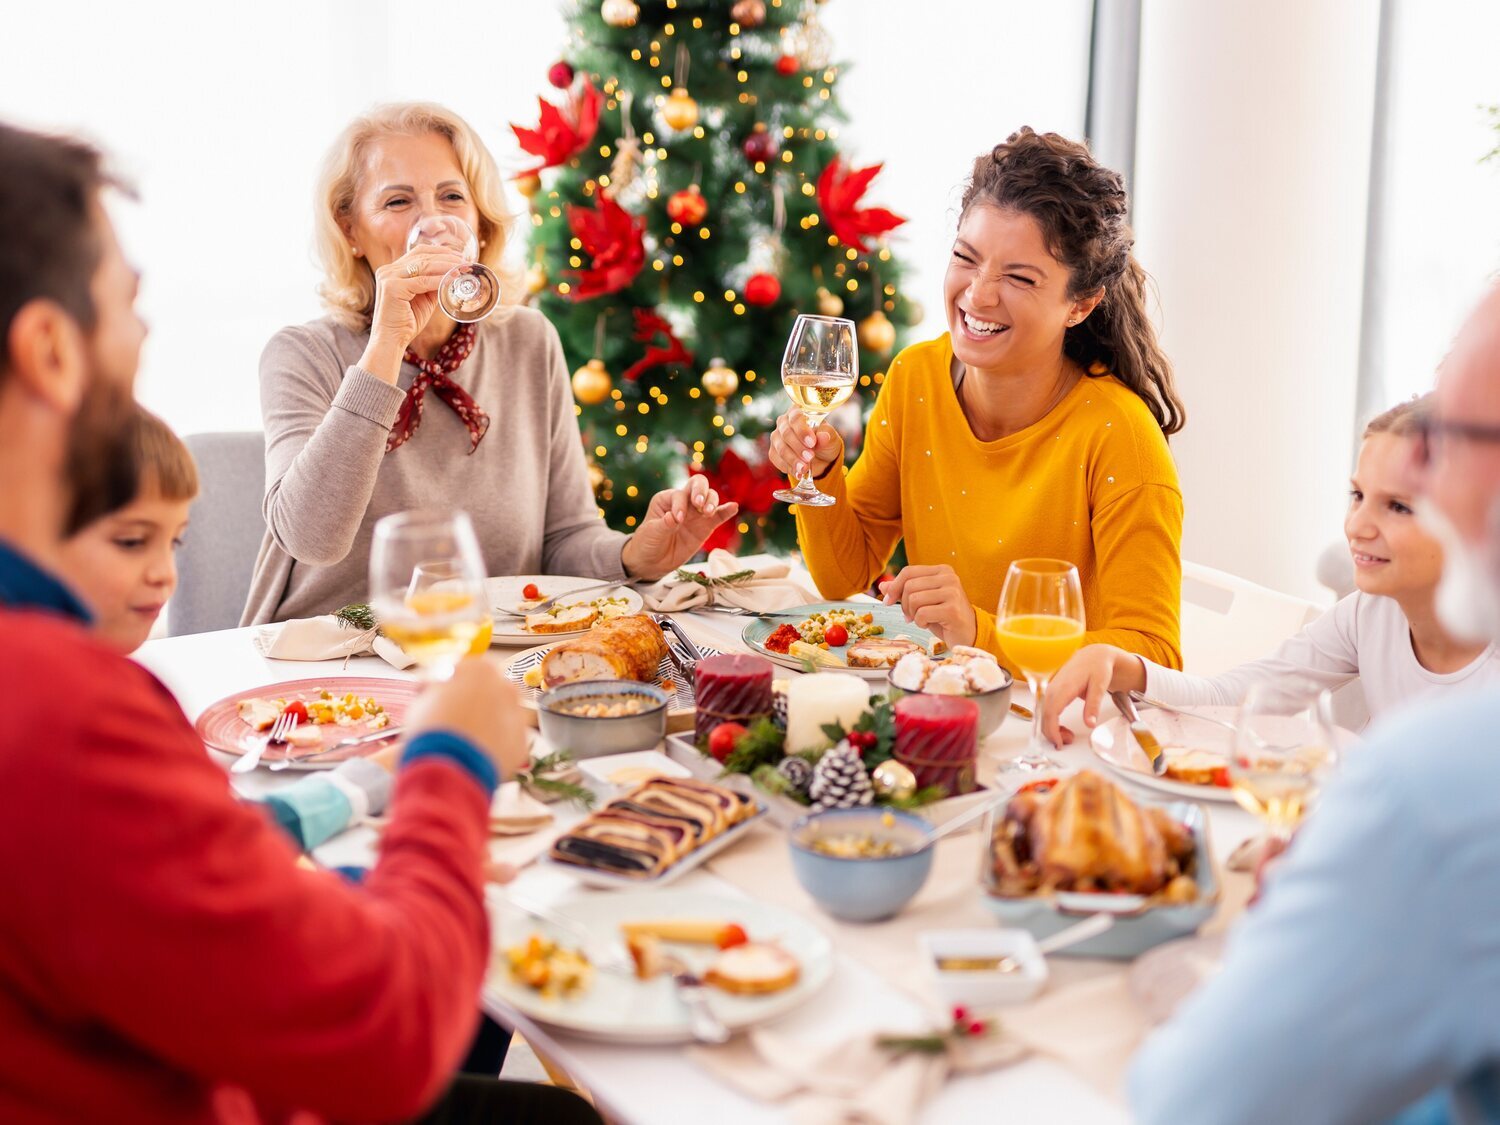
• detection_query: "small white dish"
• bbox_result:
[577,749,691,793]
[920,929,1048,1008]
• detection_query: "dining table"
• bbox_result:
[135,579,1262,1125]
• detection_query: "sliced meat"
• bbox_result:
[540,615,669,689]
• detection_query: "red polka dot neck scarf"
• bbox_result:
[386,323,489,454]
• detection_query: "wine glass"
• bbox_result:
[996,559,1087,771]
[1230,679,1338,842]
[773,314,858,507]
[369,510,490,681]
[405,215,500,323]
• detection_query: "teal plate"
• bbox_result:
[740,601,939,680]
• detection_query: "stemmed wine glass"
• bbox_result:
[773,314,858,507]
[1230,679,1339,843]
[996,559,1087,772]
[369,510,491,681]
[405,215,500,323]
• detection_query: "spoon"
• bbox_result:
[923,795,1005,844]
[996,912,1116,972]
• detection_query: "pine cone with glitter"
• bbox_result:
[808,741,874,811]
[777,754,813,794]
[773,683,789,730]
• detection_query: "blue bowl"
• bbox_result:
[789,807,935,922]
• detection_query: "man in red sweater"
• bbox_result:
[0,124,591,1122]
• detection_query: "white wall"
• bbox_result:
[1133,0,1380,601]
[0,0,1090,438]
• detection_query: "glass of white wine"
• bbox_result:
[773,313,858,507]
[996,559,1087,772]
[369,510,490,681]
[405,215,500,323]
[1230,679,1339,842]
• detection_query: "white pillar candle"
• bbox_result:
[784,673,870,755]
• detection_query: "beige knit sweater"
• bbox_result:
[241,307,627,625]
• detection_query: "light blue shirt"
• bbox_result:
[1131,688,1500,1125]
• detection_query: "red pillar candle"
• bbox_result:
[694,653,775,743]
[893,694,980,797]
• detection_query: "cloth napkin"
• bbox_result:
[690,1024,1026,1125]
[641,549,818,614]
[253,615,416,670]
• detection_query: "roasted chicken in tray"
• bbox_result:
[539,614,670,689]
[990,771,1198,901]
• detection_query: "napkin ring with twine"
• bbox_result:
[672,566,757,607]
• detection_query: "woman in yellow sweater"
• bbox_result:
[769,128,1186,675]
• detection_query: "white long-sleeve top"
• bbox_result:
[1145,591,1500,727]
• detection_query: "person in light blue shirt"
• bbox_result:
[1132,281,1500,1125]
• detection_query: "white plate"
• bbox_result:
[577,749,692,792]
[538,802,768,890]
[1089,706,1241,803]
[486,575,644,646]
[485,889,832,1044]
[740,601,938,681]
[504,635,722,733]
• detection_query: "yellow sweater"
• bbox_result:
[795,334,1183,672]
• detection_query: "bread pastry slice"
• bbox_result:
[704,943,800,995]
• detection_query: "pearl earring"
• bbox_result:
[352,246,362,257]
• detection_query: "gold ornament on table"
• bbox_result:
[701,357,740,402]
[857,309,897,355]
[730,0,767,28]
[871,759,917,803]
[601,0,639,28]
[661,87,700,132]
[571,358,613,405]
[814,286,844,317]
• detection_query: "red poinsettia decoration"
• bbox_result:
[621,308,694,383]
[690,447,783,553]
[511,80,603,176]
[563,195,646,300]
[816,156,907,253]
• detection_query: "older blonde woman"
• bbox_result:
[242,103,735,624]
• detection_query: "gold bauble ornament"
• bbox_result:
[601,0,639,27]
[587,462,607,492]
[701,357,739,401]
[857,309,897,355]
[661,87,700,132]
[731,0,767,28]
[903,299,925,327]
[571,358,613,405]
[871,760,917,802]
[525,262,549,296]
[814,286,844,317]
[514,173,542,200]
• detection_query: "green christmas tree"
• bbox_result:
[514,0,916,555]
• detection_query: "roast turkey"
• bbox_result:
[539,614,670,689]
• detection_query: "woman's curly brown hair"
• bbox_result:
[962,127,1185,435]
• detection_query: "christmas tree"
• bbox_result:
[514,0,916,554]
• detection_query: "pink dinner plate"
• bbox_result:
[195,677,420,767]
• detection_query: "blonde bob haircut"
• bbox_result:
[315,102,521,331]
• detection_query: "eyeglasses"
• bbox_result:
[1414,415,1500,468]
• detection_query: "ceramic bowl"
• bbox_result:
[920,928,1049,1007]
[788,807,934,922]
[537,681,669,759]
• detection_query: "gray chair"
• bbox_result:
[169,432,266,636]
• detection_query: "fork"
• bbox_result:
[656,951,731,1044]
[1130,692,1239,734]
[232,710,298,774]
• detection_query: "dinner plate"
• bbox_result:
[485,889,833,1044]
[740,601,938,680]
[196,677,418,769]
[537,801,768,890]
[486,575,644,646]
[1089,706,1242,803]
[504,635,723,734]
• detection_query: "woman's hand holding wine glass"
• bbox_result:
[771,314,858,507]
[768,408,842,482]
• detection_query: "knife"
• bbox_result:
[268,726,405,771]
[1110,691,1168,776]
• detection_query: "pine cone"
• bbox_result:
[777,754,813,794]
[809,741,874,811]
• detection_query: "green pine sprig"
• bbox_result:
[333,602,377,632]
[714,716,786,777]
[673,567,757,588]
[517,750,596,809]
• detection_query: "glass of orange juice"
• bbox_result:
[997,559,1086,771]
[370,511,490,681]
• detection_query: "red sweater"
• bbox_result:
[0,609,493,1123]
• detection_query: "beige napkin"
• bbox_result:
[253,615,416,670]
[641,549,818,613]
[690,1025,1026,1125]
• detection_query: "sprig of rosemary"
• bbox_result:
[517,750,596,809]
[673,566,757,588]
